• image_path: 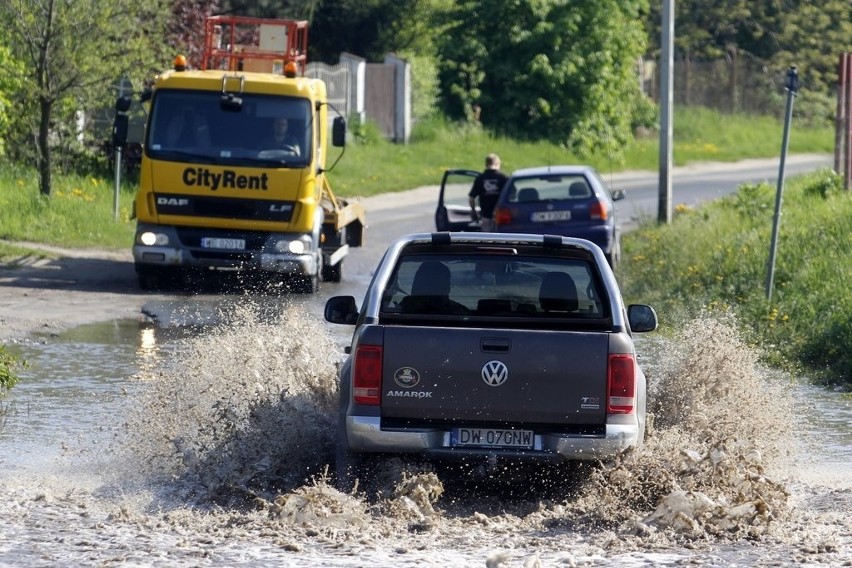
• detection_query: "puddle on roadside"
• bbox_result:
[0,319,183,473]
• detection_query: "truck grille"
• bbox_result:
[155,193,294,222]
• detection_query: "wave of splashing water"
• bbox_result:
[108,305,848,565]
[120,302,341,506]
[552,310,796,549]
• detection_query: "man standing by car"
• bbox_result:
[469,153,508,232]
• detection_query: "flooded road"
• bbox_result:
[1,307,850,567]
[1,158,849,565]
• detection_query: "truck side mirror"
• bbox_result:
[332,116,346,147]
[112,114,129,147]
[112,96,132,147]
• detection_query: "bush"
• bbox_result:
[0,345,24,393]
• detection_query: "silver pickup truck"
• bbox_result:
[324,232,657,487]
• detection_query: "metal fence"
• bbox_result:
[642,55,785,114]
[305,61,351,128]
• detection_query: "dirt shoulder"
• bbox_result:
[0,244,147,342]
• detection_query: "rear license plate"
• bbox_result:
[531,210,571,222]
[201,237,246,250]
[452,428,534,449]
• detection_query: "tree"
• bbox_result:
[437,0,650,159]
[773,1,852,93]
[0,0,170,196]
[219,0,321,20]
[309,0,448,64]
[169,0,223,69]
[0,41,26,158]
[644,0,852,95]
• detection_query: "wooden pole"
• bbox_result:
[846,54,852,190]
[834,53,846,177]
[658,0,674,224]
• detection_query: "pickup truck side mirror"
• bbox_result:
[325,295,358,325]
[627,304,658,332]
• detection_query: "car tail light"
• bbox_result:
[590,199,609,220]
[353,345,382,405]
[493,207,512,226]
[607,354,635,413]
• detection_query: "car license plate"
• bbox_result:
[452,428,534,449]
[201,237,246,250]
[531,210,571,222]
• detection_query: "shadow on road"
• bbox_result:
[0,255,139,295]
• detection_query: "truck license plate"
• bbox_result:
[531,210,571,222]
[201,237,246,250]
[452,428,534,449]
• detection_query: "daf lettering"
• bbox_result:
[157,197,190,207]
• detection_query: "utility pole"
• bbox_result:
[765,66,799,301]
[658,0,674,224]
[112,88,131,221]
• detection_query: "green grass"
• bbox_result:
[618,168,852,390]
[329,108,834,196]
[0,167,136,255]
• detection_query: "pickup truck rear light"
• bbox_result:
[590,199,609,220]
[353,345,382,405]
[493,207,512,226]
[607,354,635,413]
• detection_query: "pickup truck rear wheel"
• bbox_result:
[334,444,364,493]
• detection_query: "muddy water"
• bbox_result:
[1,307,850,567]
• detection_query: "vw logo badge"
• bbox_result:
[481,360,508,386]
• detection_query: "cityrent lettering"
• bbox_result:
[183,167,269,191]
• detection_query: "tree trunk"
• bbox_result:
[37,98,52,197]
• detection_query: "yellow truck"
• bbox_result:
[126,16,365,292]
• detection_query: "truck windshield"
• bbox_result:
[145,90,312,168]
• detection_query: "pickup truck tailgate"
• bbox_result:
[381,327,609,425]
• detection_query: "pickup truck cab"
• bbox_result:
[325,232,657,488]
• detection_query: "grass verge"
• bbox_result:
[618,168,852,391]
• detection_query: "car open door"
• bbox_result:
[435,169,481,231]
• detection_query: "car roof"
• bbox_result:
[509,165,597,178]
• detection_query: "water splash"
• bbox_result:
[120,301,340,506]
[102,305,848,566]
[556,310,794,547]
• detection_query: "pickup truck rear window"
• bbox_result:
[379,253,610,323]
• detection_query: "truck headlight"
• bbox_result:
[139,231,169,246]
[274,236,310,254]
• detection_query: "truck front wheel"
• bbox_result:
[291,254,320,293]
[137,267,178,291]
[321,259,343,283]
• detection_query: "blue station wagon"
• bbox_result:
[492,165,625,267]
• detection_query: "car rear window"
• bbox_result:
[502,174,592,204]
[379,253,611,326]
